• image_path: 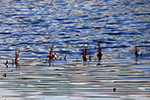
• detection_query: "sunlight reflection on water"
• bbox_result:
[0,0,150,99]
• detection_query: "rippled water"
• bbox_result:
[0,0,150,99]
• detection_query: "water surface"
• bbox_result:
[0,0,150,100]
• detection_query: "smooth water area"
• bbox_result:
[0,0,150,99]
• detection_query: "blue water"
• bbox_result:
[0,0,150,100]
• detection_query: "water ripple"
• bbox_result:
[0,0,150,99]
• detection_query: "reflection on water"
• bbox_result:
[0,0,150,99]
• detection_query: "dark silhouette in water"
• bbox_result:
[113,88,116,92]
[82,40,89,61]
[89,52,92,61]
[11,48,20,67]
[15,48,19,65]
[96,39,102,60]
[5,60,8,68]
[134,46,139,57]
[64,54,67,61]
[47,43,60,65]
[2,73,7,77]
[48,43,54,60]
[47,43,54,65]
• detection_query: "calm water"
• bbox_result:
[0,0,150,100]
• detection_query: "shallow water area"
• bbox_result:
[0,0,150,100]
